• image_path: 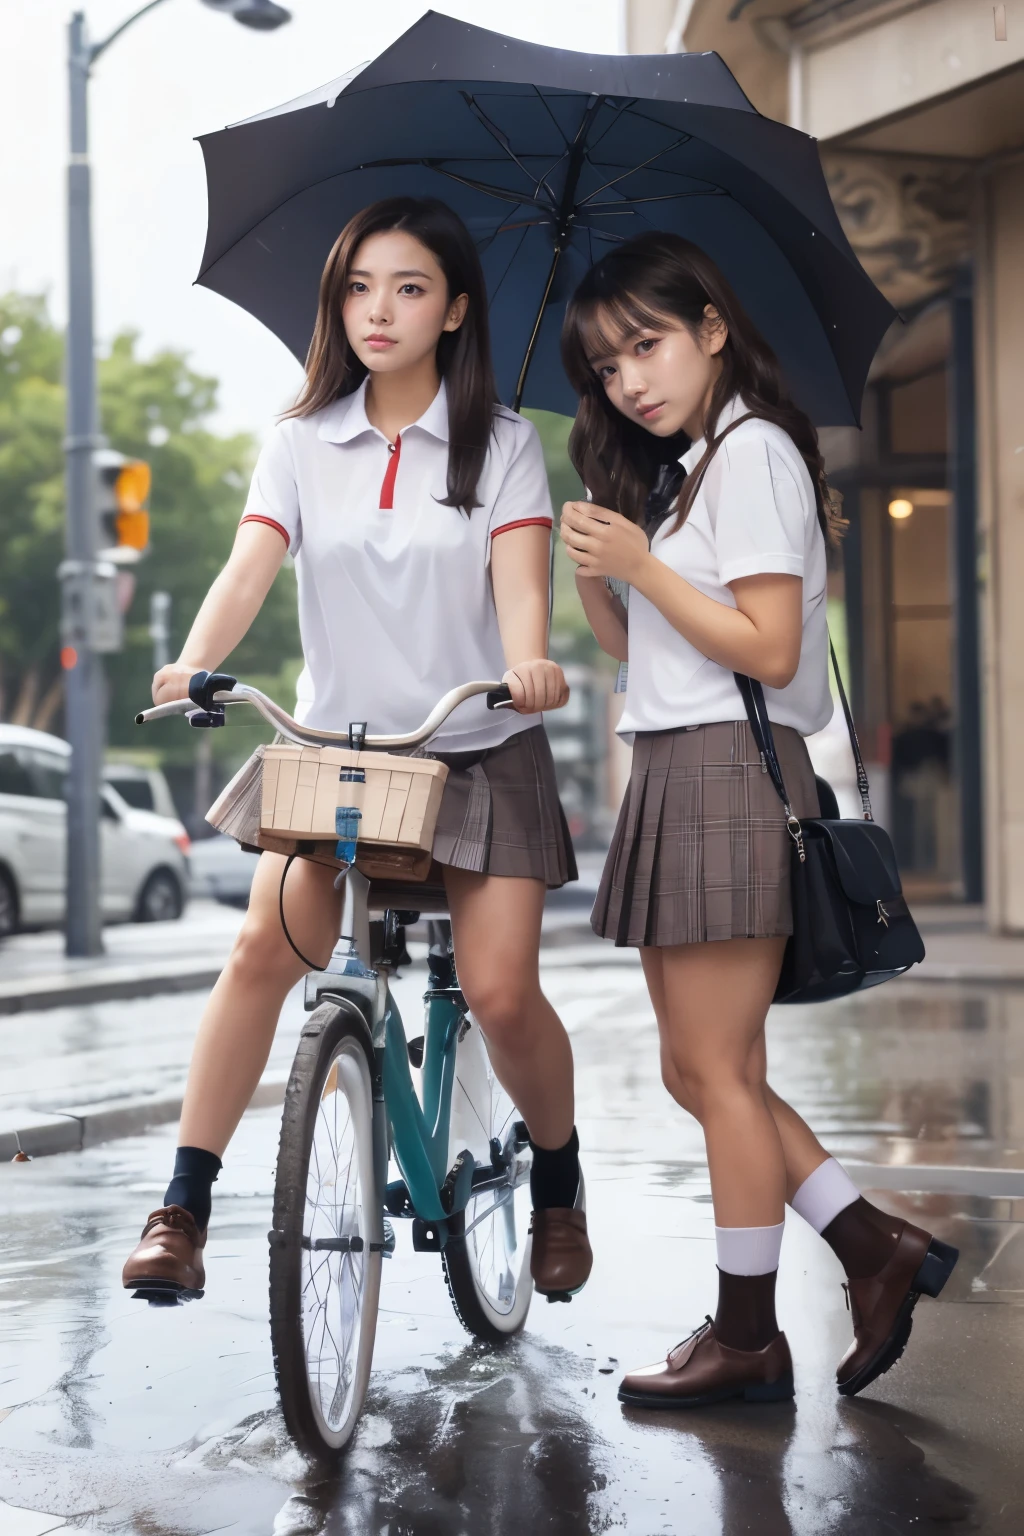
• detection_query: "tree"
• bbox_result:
[0,292,301,752]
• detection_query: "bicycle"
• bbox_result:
[137,677,535,1460]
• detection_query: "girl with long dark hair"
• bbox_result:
[122,198,593,1305]
[560,232,955,1407]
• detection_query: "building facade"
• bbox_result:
[625,0,1024,924]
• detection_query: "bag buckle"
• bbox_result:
[876,900,890,928]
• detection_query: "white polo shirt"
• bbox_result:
[616,394,833,740]
[239,378,553,751]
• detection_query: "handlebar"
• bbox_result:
[136,679,516,750]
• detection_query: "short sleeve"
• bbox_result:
[239,423,301,554]
[488,419,554,539]
[712,432,809,587]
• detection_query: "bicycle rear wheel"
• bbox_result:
[441,1015,534,1341]
[270,1002,382,1459]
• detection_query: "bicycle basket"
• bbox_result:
[207,743,449,882]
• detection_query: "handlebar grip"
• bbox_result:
[189,670,237,710]
[486,685,515,710]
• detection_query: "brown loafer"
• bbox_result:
[122,1205,207,1299]
[837,1222,958,1396]
[530,1174,593,1301]
[618,1319,794,1409]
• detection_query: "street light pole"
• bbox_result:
[63,9,104,956]
[60,0,290,957]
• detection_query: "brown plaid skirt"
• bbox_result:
[592,721,819,947]
[429,724,577,889]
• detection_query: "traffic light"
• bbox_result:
[94,449,151,563]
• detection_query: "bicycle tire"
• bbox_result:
[441,1017,534,1342]
[270,1001,382,1460]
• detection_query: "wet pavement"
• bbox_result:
[1,956,1022,1534]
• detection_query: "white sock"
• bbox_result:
[714,1222,784,1277]
[790,1157,860,1234]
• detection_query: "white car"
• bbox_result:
[0,724,191,937]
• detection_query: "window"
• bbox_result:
[105,775,154,811]
[27,751,69,801]
[0,749,33,797]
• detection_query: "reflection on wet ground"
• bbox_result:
[0,969,1022,1534]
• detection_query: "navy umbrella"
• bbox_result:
[196,10,894,423]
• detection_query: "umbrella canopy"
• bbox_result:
[196,10,895,424]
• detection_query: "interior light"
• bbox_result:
[888,498,914,520]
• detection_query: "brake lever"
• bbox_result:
[486,685,515,711]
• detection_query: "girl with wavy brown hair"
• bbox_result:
[121,198,593,1306]
[560,231,954,1408]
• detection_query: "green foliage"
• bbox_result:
[0,292,301,758]
[523,408,605,667]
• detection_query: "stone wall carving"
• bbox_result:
[823,152,972,308]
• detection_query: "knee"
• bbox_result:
[460,971,540,1054]
[228,911,308,987]
[662,1051,751,1124]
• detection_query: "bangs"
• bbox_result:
[574,289,674,366]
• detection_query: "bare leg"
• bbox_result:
[444,868,574,1149]
[177,852,342,1156]
[642,947,830,1202]
[645,938,788,1227]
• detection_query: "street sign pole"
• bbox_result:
[62,10,104,957]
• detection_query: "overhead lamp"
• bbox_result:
[200,0,292,30]
[888,498,914,521]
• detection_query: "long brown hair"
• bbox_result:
[560,232,844,543]
[286,197,499,512]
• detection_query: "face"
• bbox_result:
[341,229,468,374]
[586,303,726,439]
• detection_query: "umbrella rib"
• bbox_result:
[487,224,533,305]
[583,189,726,208]
[460,92,559,210]
[427,166,547,208]
[529,85,572,152]
[581,97,639,158]
[577,136,692,207]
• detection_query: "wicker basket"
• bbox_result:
[207,743,448,881]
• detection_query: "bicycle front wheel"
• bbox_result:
[441,1015,534,1341]
[270,1002,382,1459]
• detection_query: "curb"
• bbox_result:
[0,961,227,1017]
[0,1078,287,1162]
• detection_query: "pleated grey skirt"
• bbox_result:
[430,724,577,889]
[592,721,819,948]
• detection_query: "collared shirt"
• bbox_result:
[240,378,553,750]
[616,394,833,740]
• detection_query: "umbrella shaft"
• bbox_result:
[513,241,564,412]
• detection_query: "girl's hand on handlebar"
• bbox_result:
[152,663,201,707]
[502,660,569,714]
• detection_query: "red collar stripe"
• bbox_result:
[379,433,402,509]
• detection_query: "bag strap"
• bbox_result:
[827,636,873,819]
[677,410,875,829]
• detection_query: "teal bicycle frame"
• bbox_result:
[303,871,479,1244]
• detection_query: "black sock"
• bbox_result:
[822,1196,903,1280]
[164,1145,222,1231]
[529,1127,580,1211]
[714,1268,779,1353]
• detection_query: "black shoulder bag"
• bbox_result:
[680,413,925,1003]
[736,651,924,1002]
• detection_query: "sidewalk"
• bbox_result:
[3,890,1024,1164]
